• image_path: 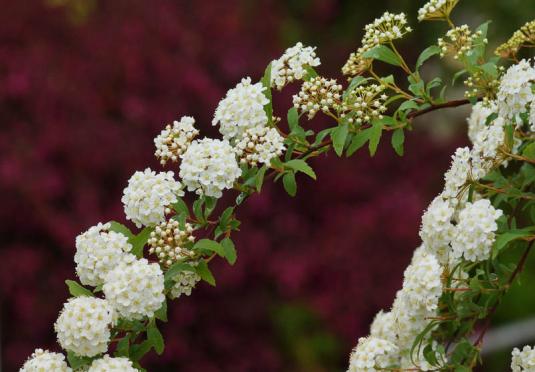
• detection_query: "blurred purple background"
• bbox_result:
[0,0,482,370]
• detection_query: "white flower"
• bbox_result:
[103,258,165,320]
[235,126,285,166]
[154,116,199,165]
[419,196,455,264]
[20,349,71,372]
[418,0,459,22]
[467,101,497,145]
[271,42,321,90]
[370,311,396,344]
[75,222,136,287]
[88,355,137,372]
[122,168,183,228]
[472,116,505,160]
[179,138,241,198]
[441,147,472,203]
[54,297,115,357]
[402,252,443,312]
[169,270,201,299]
[512,345,535,372]
[347,337,399,372]
[497,59,535,124]
[451,199,503,262]
[212,77,269,140]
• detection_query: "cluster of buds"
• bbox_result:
[464,66,504,101]
[148,219,196,267]
[293,77,343,119]
[154,116,199,165]
[341,84,388,125]
[495,20,535,59]
[342,12,411,77]
[438,25,486,60]
[417,0,459,22]
[234,126,285,167]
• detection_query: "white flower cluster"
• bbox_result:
[234,126,285,166]
[401,251,443,312]
[451,199,502,262]
[370,310,396,342]
[54,297,115,357]
[512,345,535,372]
[103,258,165,320]
[497,59,535,124]
[343,12,411,77]
[212,77,269,140]
[270,42,321,90]
[154,116,199,165]
[467,101,497,145]
[441,146,472,202]
[293,76,343,119]
[74,222,135,287]
[122,168,183,228]
[179,138,241,198]
[418,0,459,22]
[148,219,196,267]
[438,25,485,60]
[347,337,398,372]
[88,355,138,372]
[419,196,455,264]
[20,349,71,372]
[169,270,201,299]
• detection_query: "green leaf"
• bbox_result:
[304,65,318,80]
[147,321,165,355]
[193,198,204,222]
[416,45,441,71]
[523,142,535,160]
[130,227,153,258]
[154,300,168,322]
[346,129,371,157]
[283,172,297,197]
[368,120,383,156]
[196,260,216,286]
[171,198,189,216]
[287,107,299,132]
[165,262,196,282]
[67,352,93,369]
[284,159,316,180]
[219,207,235,228]
[398,100,419,113]
[362,45,402,67]
[255,165,267,192]
[391,128,405,156]
[115,336,130,357]
[221,237,237,265]
[261,63,273,122]
[193,239,225,257]
[495,228,535,252]
[109,221,133,239]
[331,124,349,157]
[65,280,94,297]
[130,340,153,362]
[344,76,370,99]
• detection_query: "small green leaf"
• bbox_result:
[115,336,130,357]
[196,261,216,286]
[171,198,189,216]
[304,65,318,80]
[391,128,405,156]
[284,159,316,180]
[130,340,153,362]
[362,45,402,67]
[65,280,94,297]
[416,45,441,71]
[287,107,299,132]
[130,227,153,258]
[147,321,165,355]
[346,129,371,157]
[109,221,133,239]
[368,120,383,156]
[495,228,535,252]
[221,237,237,265]
[331,124,349,157]
[256,165,267,192]
[154,300,168,322]
[67,352,93,369]
[283,172,297,197]
[261,63,273,122]
[193,239,225,257]
[165,262,196,282]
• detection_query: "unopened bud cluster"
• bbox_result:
[341,84,388,125]
[154,116,199,165]
[148,219,196,267]
[464,66,503,101]
[438,25,485,60]
[496,20,535,59]
[293,77,343,119]
[342,12,411,77]
[235,126,285,167]
[418,0,459,22]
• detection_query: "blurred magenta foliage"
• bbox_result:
[0,0,472,371]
